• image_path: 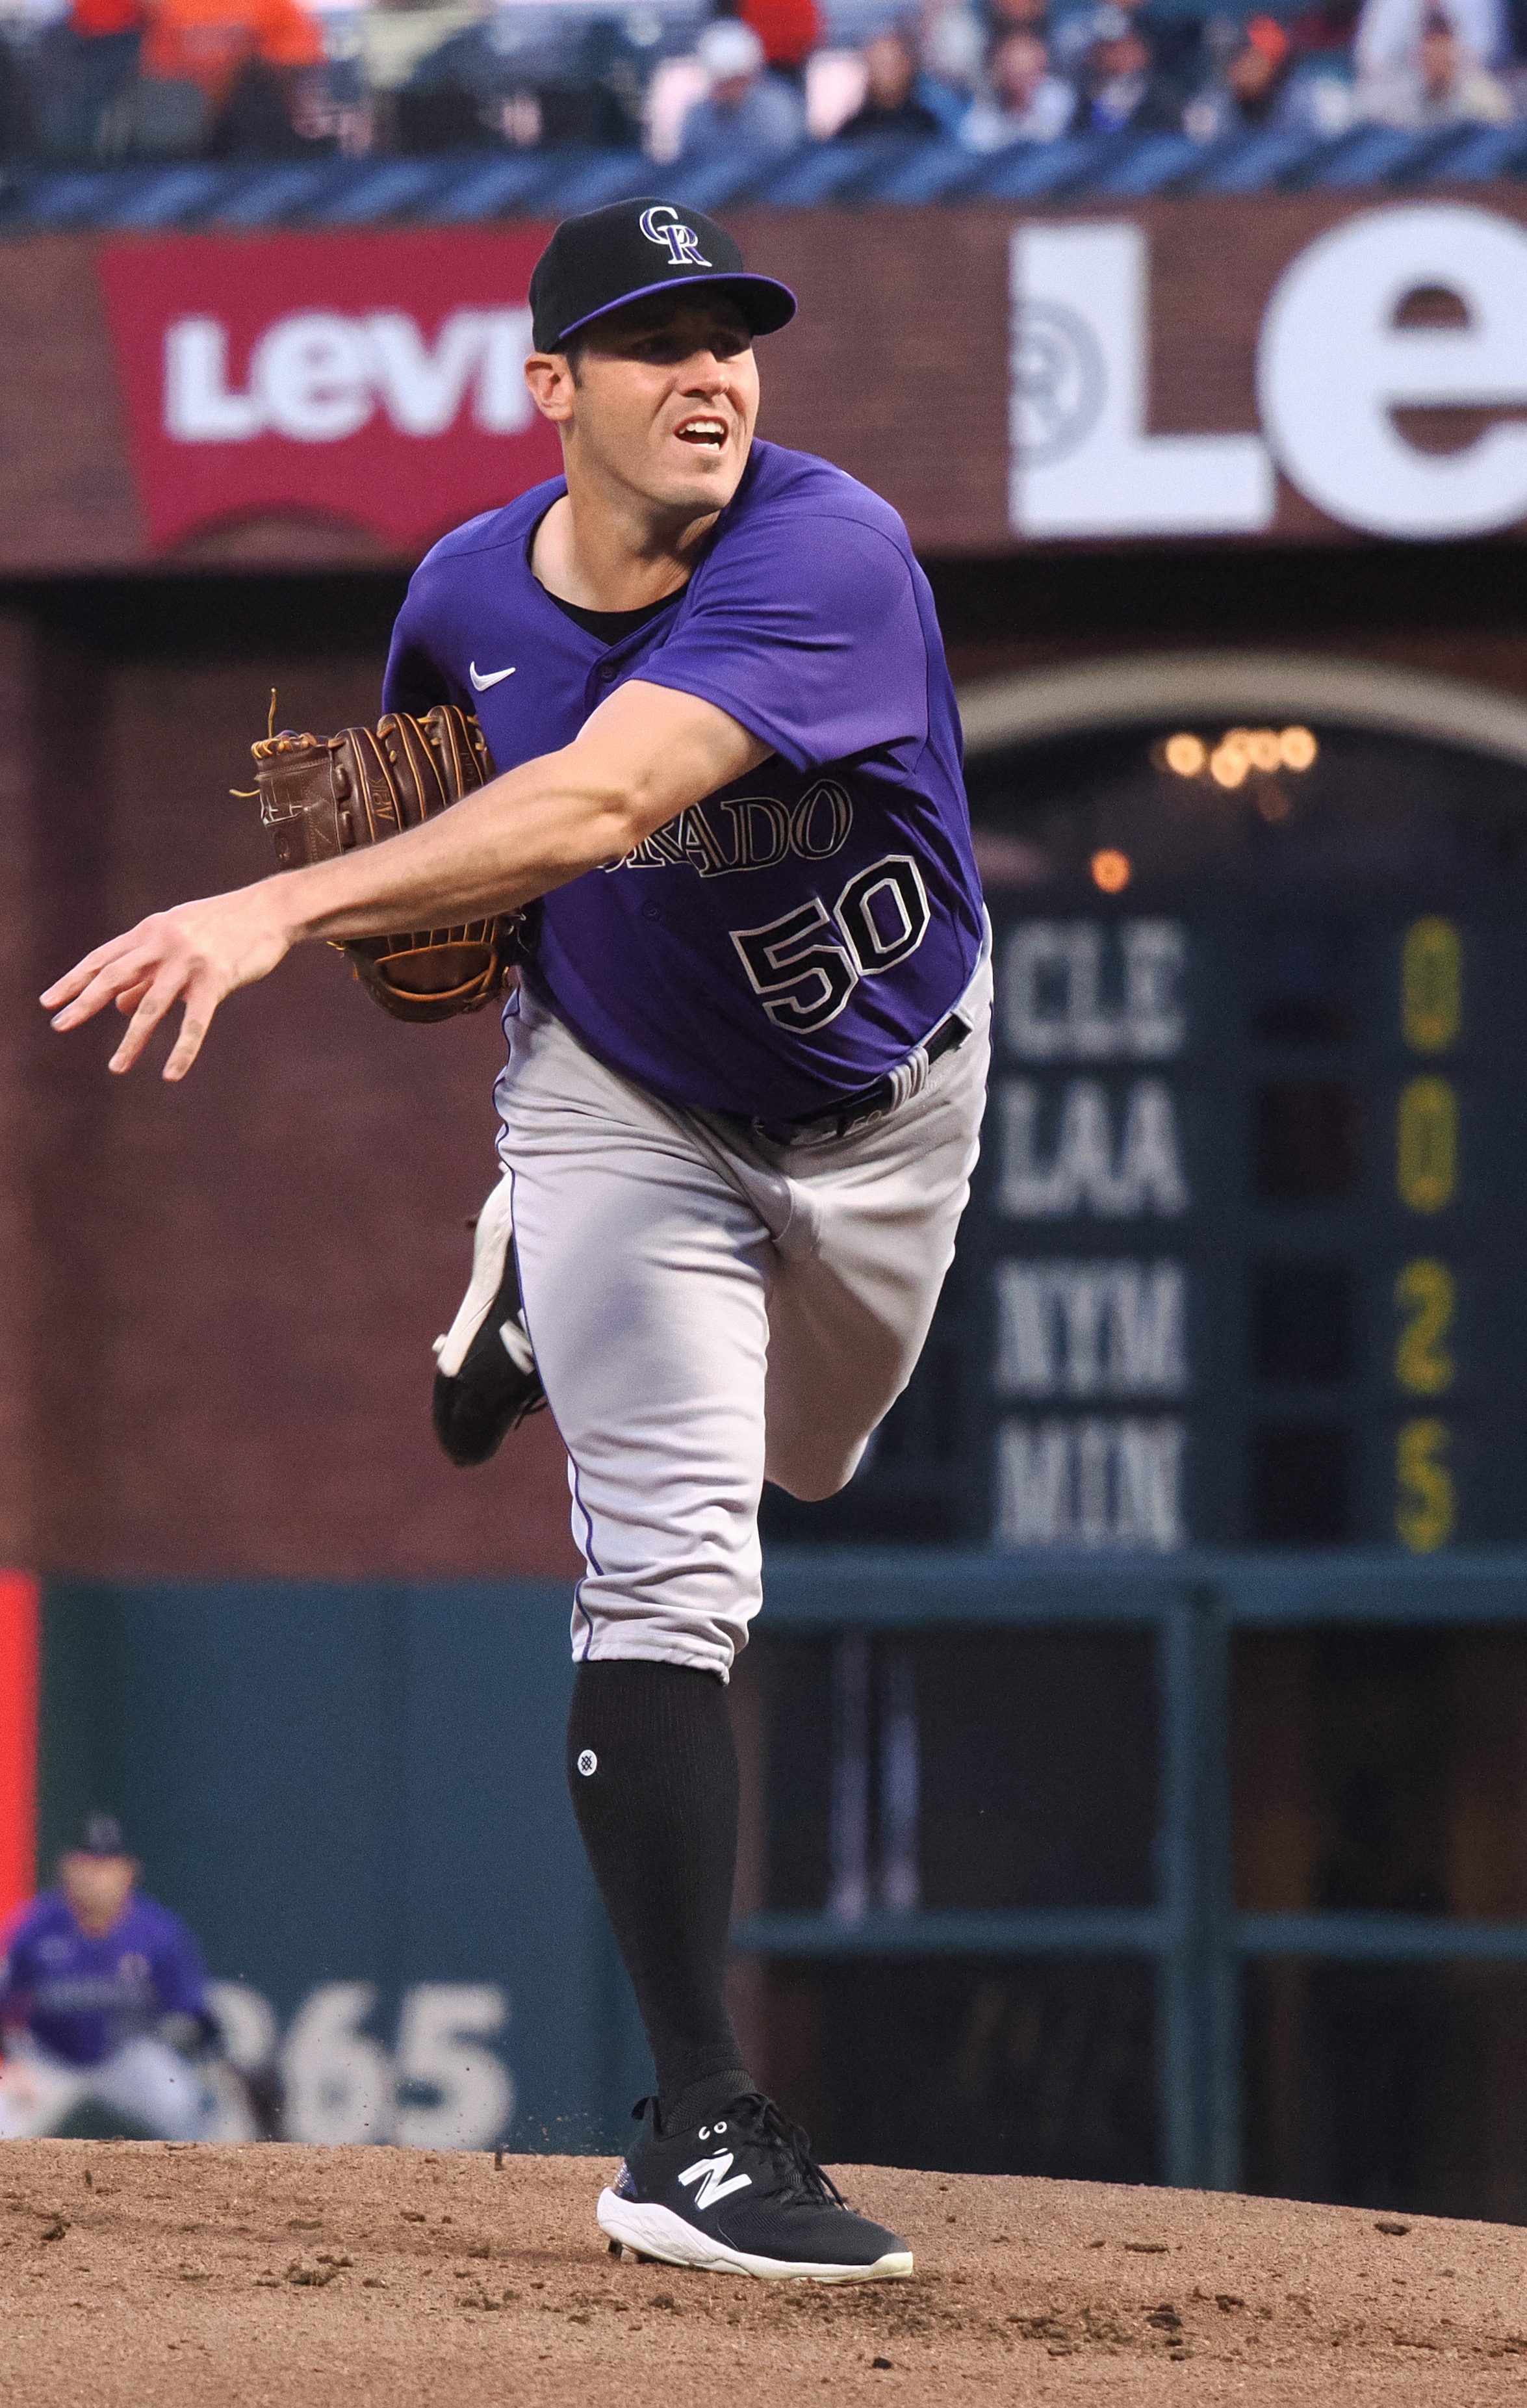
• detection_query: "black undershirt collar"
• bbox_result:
[541,583,686,646]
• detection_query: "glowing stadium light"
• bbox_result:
[1157,725,1316,790]
[1091,848,1132,893]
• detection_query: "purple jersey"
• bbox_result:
[0,1891,209,2067]
[384,441,985,1120]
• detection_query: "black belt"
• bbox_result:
[741,1011,971,1148]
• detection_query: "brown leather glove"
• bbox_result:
[250,703,533,1024]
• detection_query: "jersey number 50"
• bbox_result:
[730,855,932,1033]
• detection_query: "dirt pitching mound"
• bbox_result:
[6,2138,1527,2404]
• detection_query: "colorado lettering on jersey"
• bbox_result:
[610,780,854,878]
[31,1971,153,2012]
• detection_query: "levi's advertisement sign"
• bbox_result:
[79,198,1527,563]
[1010,202,1527,545]
[98,231,562,553]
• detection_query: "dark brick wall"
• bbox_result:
[0,618,41,1565]
[5,610,578,1581]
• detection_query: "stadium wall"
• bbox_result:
[32,1572,650,2151]
[6,191,1527,569]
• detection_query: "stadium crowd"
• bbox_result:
[0,0,1519,170]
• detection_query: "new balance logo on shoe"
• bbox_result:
[595,2095,914,2280]
[678,2151,753,2213]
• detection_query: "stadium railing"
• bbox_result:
[738,1547,1527,2192]
[3,121,1527,228]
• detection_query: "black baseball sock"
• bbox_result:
[566,1660,751,2132]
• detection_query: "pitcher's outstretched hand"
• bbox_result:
[40,882,295,1081]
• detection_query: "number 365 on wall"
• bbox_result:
[280,1982,514,2148]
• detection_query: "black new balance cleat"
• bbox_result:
[597,2090,914,2283]
[431,1174,546,1467]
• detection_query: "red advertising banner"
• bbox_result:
[97,229,563,554]
[0,1572,38,1923]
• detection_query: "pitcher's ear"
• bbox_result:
[525,352,577,424]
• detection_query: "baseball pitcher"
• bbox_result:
[42,199,990,2281]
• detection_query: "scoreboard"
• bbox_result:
[760,716,1527,1553]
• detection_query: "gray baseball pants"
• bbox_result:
[491,942,992,1677]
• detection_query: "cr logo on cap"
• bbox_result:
[639,205,711,270]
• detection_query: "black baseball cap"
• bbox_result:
[529,196,797,356]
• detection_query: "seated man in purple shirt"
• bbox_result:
[42,197,990,2282]
[0,1814,216,2142]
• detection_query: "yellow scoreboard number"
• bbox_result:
[1394,1259,1454,1396]
[1400,916,1462,1054]
[1395,921,1460,1551]
[1396,1419,1453,1555]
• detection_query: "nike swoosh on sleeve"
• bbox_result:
[470,662,517,691]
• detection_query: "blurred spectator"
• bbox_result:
[837,23,947,133]
[678,16,804,161]
[1355,0,1505,75]
[112,0,326,153]
[917,0,986,125]
[1185,10,1360,135]
[38,0,141,155]
[338,0,482,155]
[1062,3,1185,129]
[561,16,647,145]
[737,0,821,84]
[0,1815,220,2143]
[1220,12,1292,120]
[388,32,500,151]
[1136,0,1208,107]
[0,0,140,163]
[1184,14,1293,131]
[1355,0,1512,115]
[398,13,643,151]
[959,24,1073,139]
[1054,0,1205,115]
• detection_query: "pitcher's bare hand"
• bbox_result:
[40,882,296,1081]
